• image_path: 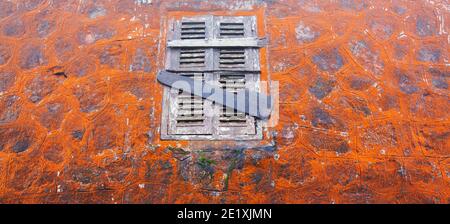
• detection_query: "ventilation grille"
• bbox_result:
[179,48,205,68]
[219,48,246,69]
[219,74,248,126]
[176,74,205,126]
[181,21,206,39]
[220,22,245,38]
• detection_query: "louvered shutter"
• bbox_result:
[212,16,258,136]
[214,16,256,38]
[214,73,257,135]
[162,15,262,140]
[213,16,259,71]
[214,48,260,71]
[167,16,214,72]
[168,73,213,135]
[166,16,214,135]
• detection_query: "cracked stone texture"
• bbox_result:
[0,0,448,204]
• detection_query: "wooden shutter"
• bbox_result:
[167,48,214,72]
[166,16,215,135]
[214,73,257,135]
[168,73,213,135]
[213,16,259,72]
[162,15,262,140]
[173,16,213,40]
[166,16,214,72]
[214,48,260,71]
[180,21,206,40]
[214,16,256,38]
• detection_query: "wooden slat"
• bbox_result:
[168,38,267,48]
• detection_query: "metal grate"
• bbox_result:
[181,21,206,39]
[179,48,205,68]
[220,22,245,38]
[219,48,246,69]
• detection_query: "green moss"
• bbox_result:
[197,156,216,168]
[196,156,216,179]
[223,149,243,191]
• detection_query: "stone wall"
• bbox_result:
[0,0,448,203]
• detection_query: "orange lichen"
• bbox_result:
[0,0,448,203]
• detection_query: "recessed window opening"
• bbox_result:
[160,15,264,140]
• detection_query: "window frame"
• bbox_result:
[161,15,263,140]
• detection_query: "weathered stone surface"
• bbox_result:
[271,50,301,72]
[0,1,16,20]
[367,18,394,40]
[0,95,21,124]
[25,73,63,103]
[87,6,107,19]
[43,141,64,163]
[19,44,48,70]
[71,167,101,185]
[348,39,384,77]
[312,48,344,73]
[415,15,437,37]
[88,112,122,152]
[338,95,372,117]
[417,47,441,63]
[2,18,26,37]
[309,77,336,99]
[359,122,400,155]
[311,107,336,129]
[0,0,447,204]
[395,69,419,94]
[73,78,108,113]
[33,9,58,38]
[360,159,405,191]
[348,75,374,91]
[98,44,124,69]
[295,22,320,44]
[12,140,31,153]
[0,70,16,93]
[428,69,448,90]
[19,0,45,11]
[0,44,12,66]
[338,0,368,11]
[72,130,84,141]
[326,160,359,186]
[307,130,351,154]
[415,125,449,157]
[54,37,74,63]
[77,25,116,45]
[0,125,43,154]
[378,94,400,112]
[130,48,152,72]
[35,99,70,131]
[67,57,97,78]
